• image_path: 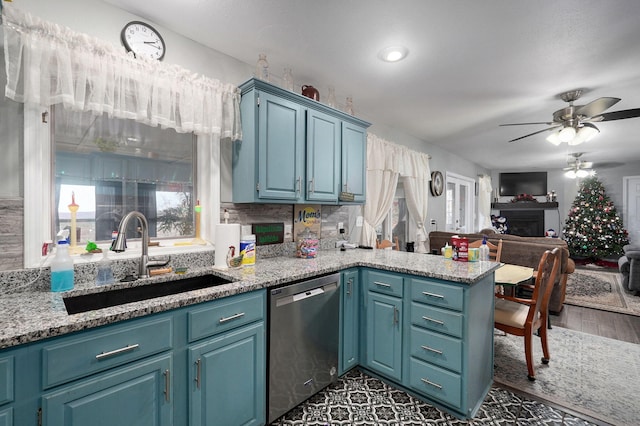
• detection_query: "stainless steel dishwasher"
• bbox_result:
[268,272,340,424]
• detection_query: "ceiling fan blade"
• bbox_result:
[500,121,555,126]
[595,108,640,121]
[507,125,562,143]
[574,97,620,118]
[581,161,593,168]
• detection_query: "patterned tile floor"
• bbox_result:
[270,369,604,426]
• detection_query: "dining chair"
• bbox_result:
[493,247,560,381]
[469,238,503,261]
[376,236,399,250]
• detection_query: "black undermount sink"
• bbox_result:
[63,274,232,314]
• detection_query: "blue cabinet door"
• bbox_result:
[306,109,341,203]
[341,122,367,203]
[257,91,305,201]
[340,269,360,375]
[365,291,403,381]
[188,322,265,426]
[41,354,172,426]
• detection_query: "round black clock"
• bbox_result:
[430,171,444,196]
[121,21,166,61]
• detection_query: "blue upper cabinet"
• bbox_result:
[233,78,370,204]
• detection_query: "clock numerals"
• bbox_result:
[121,21,165,61]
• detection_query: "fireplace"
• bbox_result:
[500,210,544,237]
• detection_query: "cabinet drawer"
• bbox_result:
[410,278,463,311]
[409,358,461,409]
[411,302,463,338]
[188,290,265,342]
[0,356,13,405]
[366,270,403,298]
[42,316,172,389]
[410,326,462,373]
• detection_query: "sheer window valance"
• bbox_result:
[2,4,241,138]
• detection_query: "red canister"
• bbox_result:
[451,236,468,262]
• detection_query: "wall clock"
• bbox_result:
[121,21,166,61]
[430,171,444,196]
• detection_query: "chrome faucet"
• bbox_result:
[111,211,170,278]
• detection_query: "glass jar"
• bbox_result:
[345,97,354,115]
[282,68,294,91]
[327,86,337,108]
[255,53,270,82]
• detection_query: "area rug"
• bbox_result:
[564,268,640,316]
[493,326,640,425]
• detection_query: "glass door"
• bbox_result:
[445,173,475,233]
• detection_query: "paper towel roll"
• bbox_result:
[214,224,240,268]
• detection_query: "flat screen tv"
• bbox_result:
[499,172,547,196]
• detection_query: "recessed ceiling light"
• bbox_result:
[378,46,409,62]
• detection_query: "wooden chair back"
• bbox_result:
[468,238,503,261]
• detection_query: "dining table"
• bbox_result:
[494,263,534,296]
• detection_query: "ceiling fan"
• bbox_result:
[563,152,593,178]
[500,89,640,144]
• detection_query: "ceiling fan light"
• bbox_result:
[564,170,577,179]
[558,126,576,143]
[546,132,562,145]
[576,169,589,178]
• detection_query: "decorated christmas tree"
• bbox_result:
[563,176,629,259]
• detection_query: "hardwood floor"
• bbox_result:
[551,303,640,344]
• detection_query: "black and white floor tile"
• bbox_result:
[270,369,601,426]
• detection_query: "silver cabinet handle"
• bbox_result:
[422,316,445,325]
[309,178,315,194]
[164,369,171,402]
[95,344,139,360]
[393,306,399,325]
[421,377,443,389]
[421,345,443,355]
[219,312,245,323]
[347,278,353,296]
[195,359,201,389]
[296,176,301,196]
[374,281,392,288]
[422,291,445,299]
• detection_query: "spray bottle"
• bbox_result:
[479,236,490,261]
[50,229,74,292]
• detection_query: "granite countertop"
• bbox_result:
[0,249,499,350]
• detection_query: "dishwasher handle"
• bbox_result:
[274,282,337,308]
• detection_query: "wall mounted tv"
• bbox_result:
[499,172,547,196]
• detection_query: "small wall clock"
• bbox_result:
[121,21,166,61]
[430,171,444,196]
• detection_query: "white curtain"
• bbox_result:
[2,4,241,139]
[362,134,400,247]
[478,175,493,230]
[362,134,431,248]
[399,149,431,253]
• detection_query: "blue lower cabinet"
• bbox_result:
[0,407,12,426]
[364,291,403,381]
[41,354,173,426]
[188,322,266,426]
[339,269,360,375]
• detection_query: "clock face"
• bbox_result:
[430,171,444,196]
[121,21,166,61]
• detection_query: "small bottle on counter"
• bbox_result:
[50,231,74,292]
[479,236,490,261]
[96,249,115,286]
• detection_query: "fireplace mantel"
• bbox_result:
[491,202,558,210]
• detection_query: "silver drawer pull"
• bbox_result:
[421,378,443,389]
[374,281,392,288]
[95,344,140,360]
[422,291,444,299]
[219,312,245,323]
[421,345,443,355]
[422,316,445,325]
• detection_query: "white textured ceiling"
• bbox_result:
[103,0,640,172]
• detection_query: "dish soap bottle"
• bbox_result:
[96,249,115,286]
[479,236,490,261]
[50,230,74,292]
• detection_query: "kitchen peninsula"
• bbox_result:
[0,249,499,424]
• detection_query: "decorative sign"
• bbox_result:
[251,222,285,246]
[293,204,322,239]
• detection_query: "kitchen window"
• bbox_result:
[53,108,196,245]
[378,182,410,251]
